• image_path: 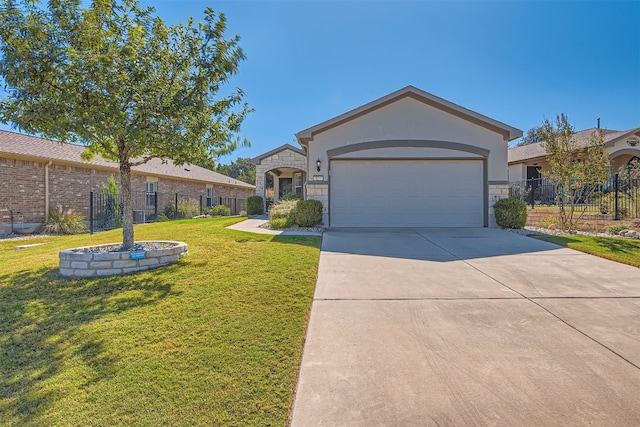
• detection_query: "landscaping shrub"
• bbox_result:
[605,223,628,235]
[247,195,264,215]
[269,217,292,229]
[537,214,561,229]
[165,198,201,219]
[292,199,323,227]
[493,198,527,229]
[280,192,302,201]
[156,213,170,222]
[209,204,231,216]
[99,176,122,229]
[269,200,298,221]
[43,206,88,234]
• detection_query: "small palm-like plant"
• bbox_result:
[43,206,88,234]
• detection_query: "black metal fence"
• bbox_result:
[509,174,640,219]
[89,190,247,233]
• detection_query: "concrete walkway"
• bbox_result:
[291,228,640,426]
[226,215,323,236]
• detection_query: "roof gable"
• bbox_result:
[296,85,523,144]
[250,143,306,165]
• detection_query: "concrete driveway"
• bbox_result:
[290,228,640,426]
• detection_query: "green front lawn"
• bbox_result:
[0,218,321,426]
[535,234,640,268]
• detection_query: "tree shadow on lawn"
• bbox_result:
[592,237,640,254]
[537,235,640,254]
[271,235,321,249]
[0,266,178,424]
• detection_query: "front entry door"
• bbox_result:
[279,178,293,198]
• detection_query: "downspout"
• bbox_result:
[45,160,52,220]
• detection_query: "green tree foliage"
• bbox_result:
[0,0,251,249]
[515,127,545,147]
[99,175,122,229]
[215,157,256,184]
[538,114,610,230]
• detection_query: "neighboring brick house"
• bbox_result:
[0,130,254,230]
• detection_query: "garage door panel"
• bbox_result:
[330,160,483,227]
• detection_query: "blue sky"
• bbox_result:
[3,0,639,163]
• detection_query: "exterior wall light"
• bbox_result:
[316,159,322,172]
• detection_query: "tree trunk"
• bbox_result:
[120,162,134,250]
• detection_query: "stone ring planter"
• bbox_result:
[59,241,188,278]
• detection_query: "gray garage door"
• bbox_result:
[330,159,484,227]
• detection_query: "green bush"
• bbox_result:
[292,199,323,227]
[280,192,302,201]
[156,213,170,222]
[209,204,231,216]
[269,200,298,221]
[605,223,628,235]
[537,214,561,229]
[493,198,527,229]
[269,217,292,229]
[43,206,88,234]
[247,195,264,215]
[99,176,122,229]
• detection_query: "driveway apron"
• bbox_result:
[290,228,640,426]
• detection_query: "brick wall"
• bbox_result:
[1,157,47,225]
[1,156,253,227]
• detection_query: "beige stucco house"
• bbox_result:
[508,128,640,182]
[252,86,522,228]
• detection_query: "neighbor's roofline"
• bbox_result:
[295,85,523,145]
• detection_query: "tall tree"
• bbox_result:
[538,114,610,230]
[215,157,256,185]
[0,0,251,249]
[516,127,545,147]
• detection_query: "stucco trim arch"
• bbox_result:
[326,139,490,159]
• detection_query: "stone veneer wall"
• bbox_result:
[306,182,329,226]
[254,149,307,207]
[59,241,188,278]
[488,184,510,227]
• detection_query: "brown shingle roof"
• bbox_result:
[508,127,640,163]
[0,130,254,189]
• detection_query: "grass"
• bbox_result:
[0,217,321,426]
[534,234,640,268]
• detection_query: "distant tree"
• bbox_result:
[516,127,545,147]
[538,114,610,230]
[0,0,251,249]
[215,157,256,185]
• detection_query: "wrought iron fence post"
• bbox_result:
[90,191,94,234]
[175,193,178,217]
[199,195,203,215]
[154,192,158,218]
[529,179,535,209]
[614,173,620,220]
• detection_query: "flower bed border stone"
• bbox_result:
[59,240,188,278]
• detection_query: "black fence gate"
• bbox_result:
[508,174,640,219]
[89,191,248,233]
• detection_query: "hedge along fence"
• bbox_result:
[89,191,248,233]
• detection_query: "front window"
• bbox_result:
[293,172,303,196]
[146,181,157,209]
[206,187,213,208]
